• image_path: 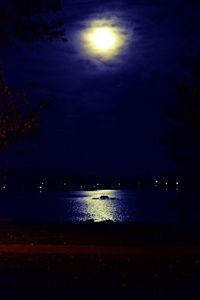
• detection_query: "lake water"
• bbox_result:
[0,189,190,223]
[1,189,197,223]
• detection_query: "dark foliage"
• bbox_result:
[0,0,66,46]
[0,69,52,148]
[0,0,66,150]
[162,60,200,192]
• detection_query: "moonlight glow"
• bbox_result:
[81,19,126,60]
[90,27,117,51]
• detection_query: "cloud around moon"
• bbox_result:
[78,16,132,64]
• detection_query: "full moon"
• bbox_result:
[81,19,126,60]
[90,27,116,51]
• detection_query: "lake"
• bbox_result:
[1,188,197,224]
[0,189,199,222]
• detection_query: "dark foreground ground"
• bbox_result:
[0,221,200,300]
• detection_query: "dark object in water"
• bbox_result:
[92,196,117,200]
[92,195,110,200]
[100,195,110,200]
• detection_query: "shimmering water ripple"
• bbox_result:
[0,189,194,223]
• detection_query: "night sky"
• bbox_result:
[3,0,200,176]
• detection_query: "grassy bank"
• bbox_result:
[0,221,200,245]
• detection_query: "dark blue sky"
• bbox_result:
[3,0,200,176]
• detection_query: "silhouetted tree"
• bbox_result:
[0,0,66,149]
[162,59,200,204]
[0,68,50,148]
[0,0,66,46]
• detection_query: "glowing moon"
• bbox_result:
[81,19,126,60]
[90,27,117,51]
